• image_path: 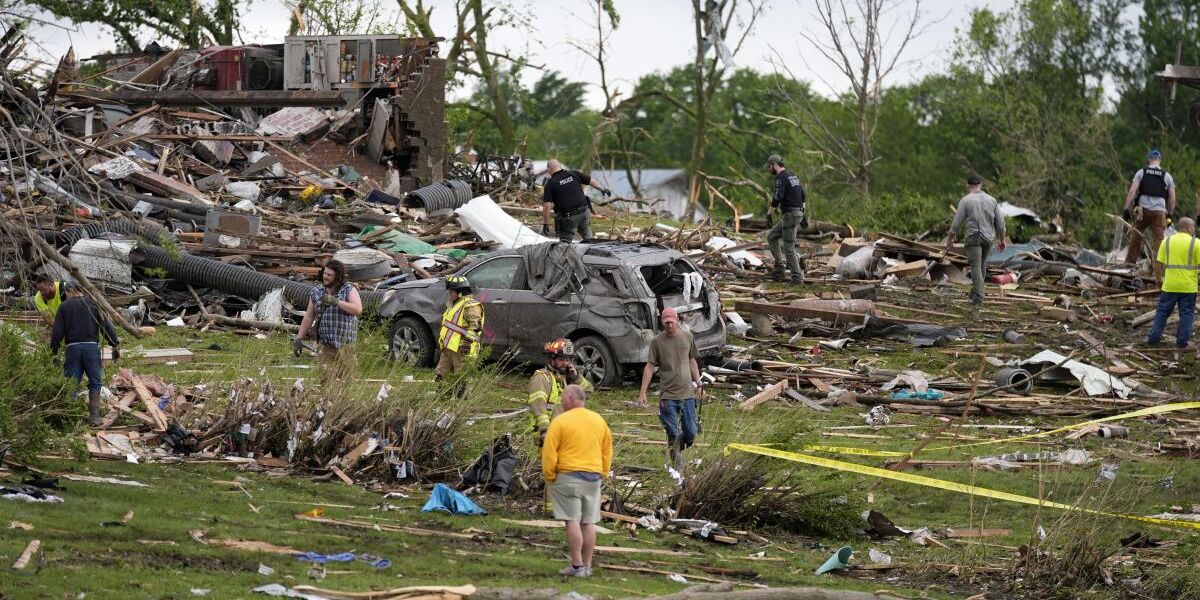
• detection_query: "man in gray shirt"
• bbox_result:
[1121,149,1176,264]
[948,175,1006,306]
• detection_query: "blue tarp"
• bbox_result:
[421,482,487,515]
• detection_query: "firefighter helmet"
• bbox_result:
[543,338,575,358]
[445,275,472,294]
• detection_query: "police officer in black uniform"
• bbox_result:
[541,159,612,243]
[766,154,808,284]
[1121,149,1177,265]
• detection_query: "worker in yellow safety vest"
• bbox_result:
[437,275,484,396]
[529,339,595,444]
[33,275,65,326]
[1147,217,1200,348]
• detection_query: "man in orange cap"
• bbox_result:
[636,307,701,472]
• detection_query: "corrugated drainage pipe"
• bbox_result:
[137,244,386,311]
[402,179,473,211]
[994,367,1033,395]
[58,219,176,248]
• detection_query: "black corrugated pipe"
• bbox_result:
[137,244,386,310]
[402,179,473,211]
[58,219,176,248]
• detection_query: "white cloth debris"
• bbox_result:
[454,195,551,248]
[251,584,330,600]
[1021,350,1132,398]
[881,370,930,393]
[865,405,892,426]
[705,236,763,267]
[724,311,749,336]
[681,272,705,302]
[224,181,261,203]
[868,548,893,565]
[908,527,938,546]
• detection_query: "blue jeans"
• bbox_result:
[64,342,104,391]
[1148,292,1197,348]
[659,398,698,448]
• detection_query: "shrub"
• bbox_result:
[0,324,80,461]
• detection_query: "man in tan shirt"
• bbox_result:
[637,307,701,471]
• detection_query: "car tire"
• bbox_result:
[574,335,618,388]
[389,316,435,367]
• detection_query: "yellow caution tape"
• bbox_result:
[804,401,1200,458]
[803,444,907,457]
[727,443,1200,531]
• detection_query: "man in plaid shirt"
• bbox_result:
[297,260,363,384]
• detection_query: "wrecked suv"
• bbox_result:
[378,241,726,387]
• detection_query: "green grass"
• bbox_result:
[3,276,1200,599]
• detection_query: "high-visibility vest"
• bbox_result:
[439,295,483,356]
[34,281,62,320]
[528,368,594,430]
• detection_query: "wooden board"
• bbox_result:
[884,259,929,278]
[739,379,789,411]
[103,347,193,364]
[131,377,168,431]
[11,539,40,569]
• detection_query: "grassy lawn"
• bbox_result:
[3,275,1200,600]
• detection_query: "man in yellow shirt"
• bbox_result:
[542,384,612,578]
[1148,218,1200,348]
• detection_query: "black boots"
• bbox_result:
[88,389,102,426]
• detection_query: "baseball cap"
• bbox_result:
[1149,149,1162,159]
[660,307,679,323]
[967,174,982,185]
[765,154,783,167]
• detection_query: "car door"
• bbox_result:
[462,256,525,360]
[504,264,583,362]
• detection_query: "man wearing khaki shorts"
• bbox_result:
[542,384,612,578]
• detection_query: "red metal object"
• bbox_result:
[194,46,245,91]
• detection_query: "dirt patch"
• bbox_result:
[60,548,259,572]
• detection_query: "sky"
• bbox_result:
[33,0,1014,106]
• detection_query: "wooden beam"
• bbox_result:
[739,379,789,411]
[11,539,40,569]
[733,300,920,327]
[131,377,168,431]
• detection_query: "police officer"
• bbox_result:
[437,275,485,397]
[765,154,808,284]
[1122,149,1177,265]
[528,339,595,443]
[542,159,612,243]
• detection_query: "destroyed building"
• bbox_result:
[77,35,447,192]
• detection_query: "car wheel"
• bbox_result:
[389,316,435,367]
[574,335,618,388]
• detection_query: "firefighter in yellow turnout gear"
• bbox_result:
[529,339,594,444]
[437,275,484,397]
